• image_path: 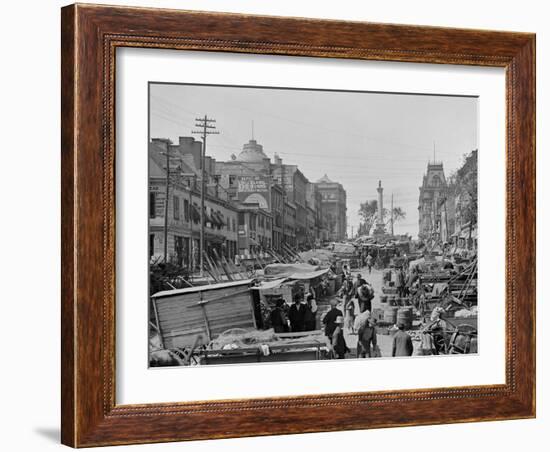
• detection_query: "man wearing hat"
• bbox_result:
[330,315,349,359]
[391,323,414,357]
[270,298,289,333]
[288,293,306,332]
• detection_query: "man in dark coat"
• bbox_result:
[392,323,414,357]
[322,297,343,339]
[288,294,306,332]
[270,298,288,333]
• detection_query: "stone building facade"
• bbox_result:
[315,174,347,241]
[418,161,455,242]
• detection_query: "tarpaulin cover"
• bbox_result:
[251,278,288,290]
[298,249,336,265]
[288,268,330,280]
[264,263,320,276]
[332,242,356,254]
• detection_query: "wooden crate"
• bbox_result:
[152,280,256,349]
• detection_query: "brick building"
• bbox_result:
[148,139,238,269]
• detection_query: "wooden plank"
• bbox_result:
[165,326,206,337]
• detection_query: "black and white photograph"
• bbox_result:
[148,82,479,367]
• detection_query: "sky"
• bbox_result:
[149,83,478,237]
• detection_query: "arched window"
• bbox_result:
[431,175,442,187]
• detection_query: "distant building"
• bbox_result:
[315,174,347,242]
[418,161,455,242]
[216,139,313,251]
[271,158,309,250]
[215,136,346,250]
[306,182,324,245]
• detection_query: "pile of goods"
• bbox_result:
[453,306,478,318]
[208,328,327,351]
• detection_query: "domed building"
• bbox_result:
[236,139,269,163]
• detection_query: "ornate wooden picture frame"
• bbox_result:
[61,3,535,447]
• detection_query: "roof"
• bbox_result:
[149,157,166,178]
[316,174,333,183]
[237,139,269,162]
[151,279,253,298]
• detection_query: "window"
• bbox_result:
[184,199,189,221]
[173,195,180,220]
[232,218,236,232]
[238,212,245,226]
[149,192,156,218]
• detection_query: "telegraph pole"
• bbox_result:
[192,115,219,277]
[161,146,172,263]
[391,193,394,236]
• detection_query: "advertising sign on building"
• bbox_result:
[237,175,270,209]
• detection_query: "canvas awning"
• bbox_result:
[251,278,288,290]
[264,263,329,280]
[211,211,225,227]
[191,205,201,222]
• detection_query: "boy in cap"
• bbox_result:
[322,297,343,339]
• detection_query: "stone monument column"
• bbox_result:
[377,180,384,223]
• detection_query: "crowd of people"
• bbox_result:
[269,290,319,334]
[267,265,417,360]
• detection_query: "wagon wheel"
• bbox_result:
[456,324,478,334]
[448,332,472,354]
[430,331,448,355]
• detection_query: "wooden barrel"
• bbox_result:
[397,307,413,329]
[383,306,398,324]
